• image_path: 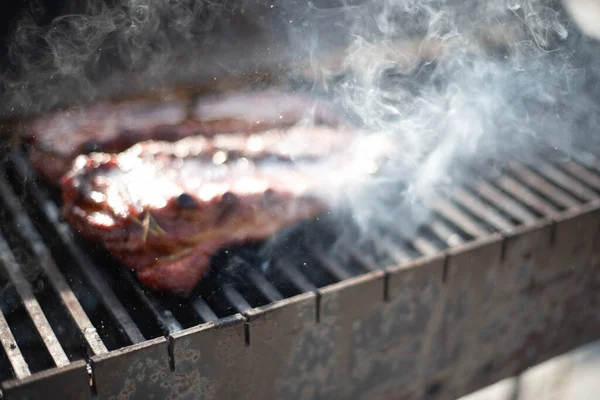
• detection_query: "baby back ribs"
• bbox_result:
[21,90,340,182]
[60,126,393,293]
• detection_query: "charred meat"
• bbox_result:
[21,90,341,182]
[60,126,392,293]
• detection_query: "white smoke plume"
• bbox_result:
[1,0,295,117]
[3,0,600,249]
[284,0,600,241]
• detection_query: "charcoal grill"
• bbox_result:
[0,141,598,400]
[1,1,600,399]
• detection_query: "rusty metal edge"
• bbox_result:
[550,201,600,247]
[381,199,600,278]
[1,360,91,400]
[167,312,248,384]
[552,198,600,223]
[385,253,446,291]
[90,335,172,400]
[445,233,504,258]
[386,252,446,274]
[501,217,554,241]
[383,234,510,287]
[317,269,386,305]
[316,270,387,325]
[244,292,317,322]
[169,313,247,341]
[89,336,167,364]
[2,196,600,398]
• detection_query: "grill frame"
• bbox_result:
[0,148,598,399]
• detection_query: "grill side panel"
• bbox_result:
[4,202,598,400]
[316,271,388,399]
[421,236,505,399]
[244,293,319,400]
[90,337,171,400]
[1,360,90,400]
[461,204,600,397]
[157,205,599,400]
[169,314,248,400]
[1,148,600,399]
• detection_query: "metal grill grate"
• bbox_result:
[0,145,599,397]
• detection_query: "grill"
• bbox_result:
[0,139,598,400]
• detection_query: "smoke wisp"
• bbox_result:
[3,0,600,258]
[287,0,600,243]
[1,0,299,117]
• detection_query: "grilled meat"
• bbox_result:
[21,90,340,182]
[60,126,393,293]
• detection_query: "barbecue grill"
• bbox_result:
[1,1,600,400]
[0,144,597,400]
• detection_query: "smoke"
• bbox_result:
[282,0,600,241]
[1,0,297,117]
[3,0,600,250]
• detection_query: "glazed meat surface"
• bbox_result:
[61,126,393,293]
[22,90,340,182]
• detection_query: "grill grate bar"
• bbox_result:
[428,220,465,247]
[494,175,558,217]
[275,261,317,293]
[508,161,580,209]
[431,200,488,238]
[470,180,537,224]
[8,152,146,344]
[411,236,440,256]
[0,309,30,379]
[452,188,514,233]
[369,232,412,264]
[306,245,353,281]
[348,249,380,272]
[571,148,600,172]
[556,161,600,192]
[191,298,219,323]
[221,284,253,314]
[116,271,183,334]
[247,270,284,303]
[0,233,70,368]
[45,203,148,343]
[0,174,108,356]
[533,162,598,202]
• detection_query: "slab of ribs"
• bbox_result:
[20,89,392,293]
